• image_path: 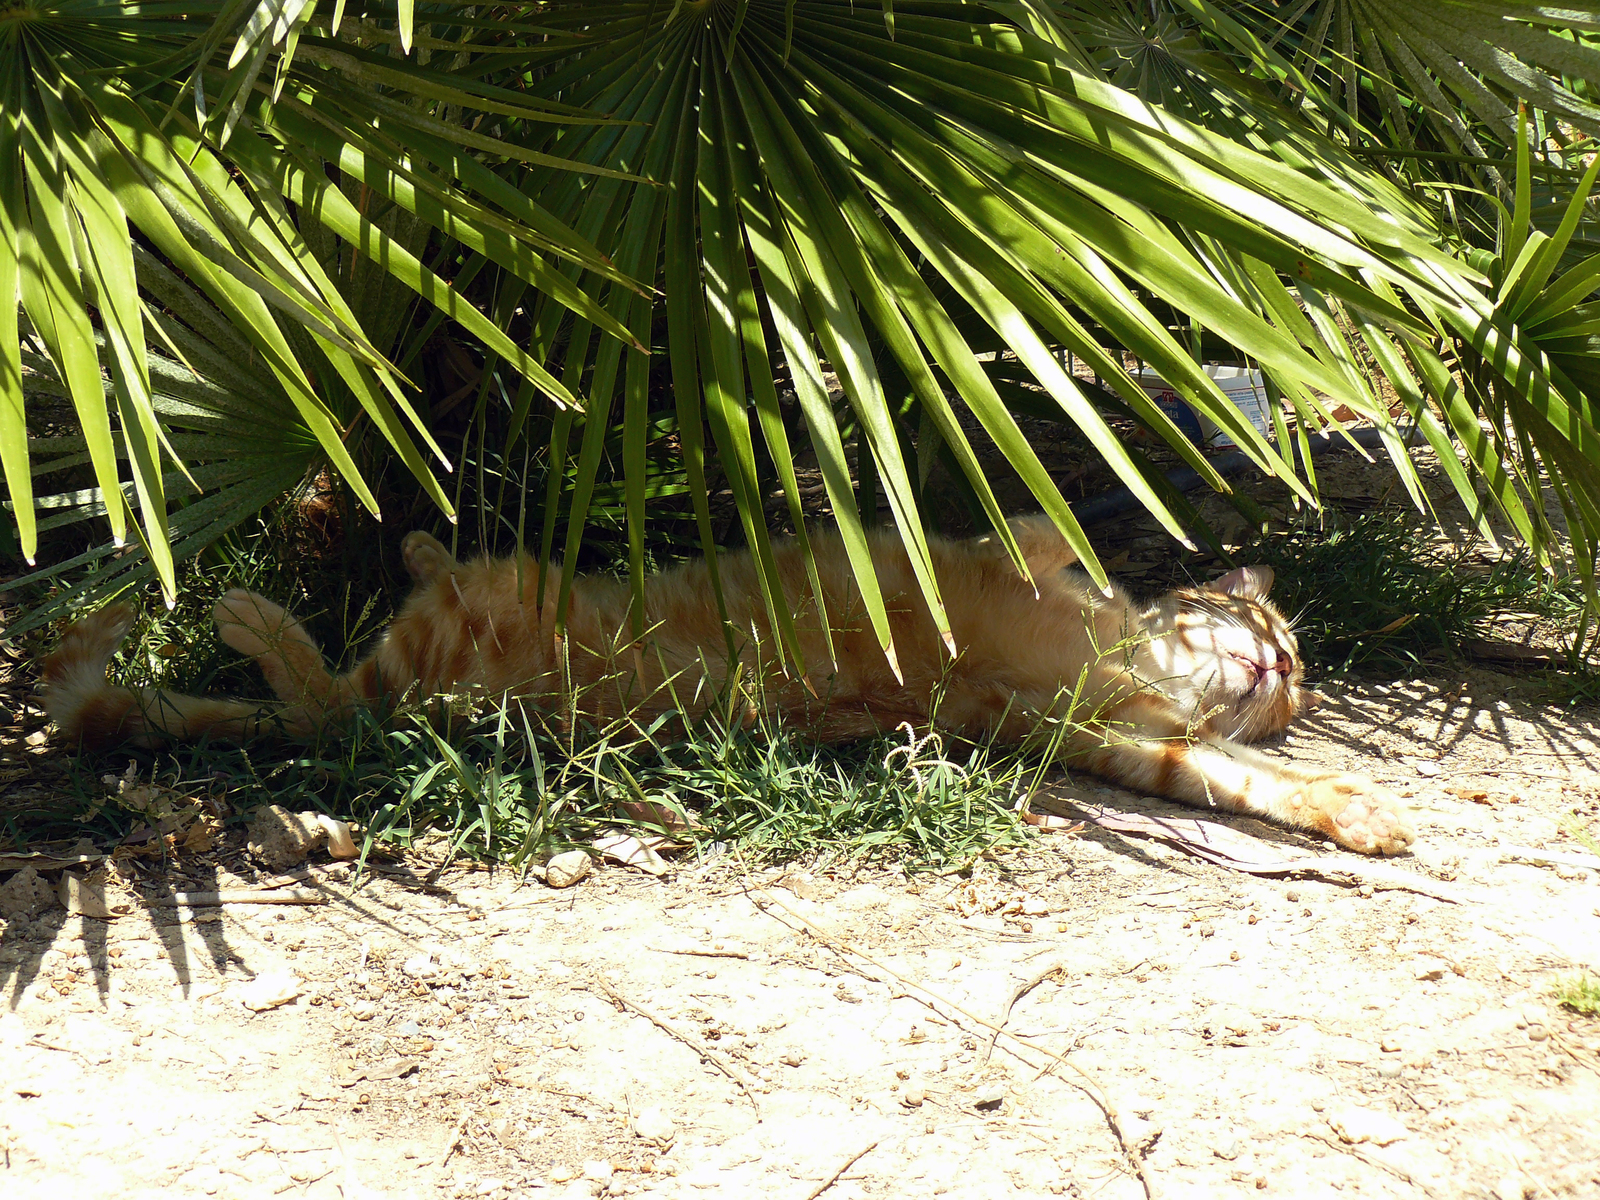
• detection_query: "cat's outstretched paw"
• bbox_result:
[402,531,458,584]
[1308,775,1415,856]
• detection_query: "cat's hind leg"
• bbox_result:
[213,590,335,708]
[1005,513,1081,577]
[44,603,291,747]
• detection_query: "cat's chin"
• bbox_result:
[1200,686,1300,743]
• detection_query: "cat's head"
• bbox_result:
[1140,565,1307,742]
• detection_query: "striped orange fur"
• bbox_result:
[41,516,1414,855]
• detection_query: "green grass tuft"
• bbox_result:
[61,699,1041,875]
[1554,972,1600,1017]
[1243,507,1590,678]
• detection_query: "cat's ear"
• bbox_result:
[1211,565,1275,600]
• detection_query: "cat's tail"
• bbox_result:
[40,594,352,749]
[40,603,311,749]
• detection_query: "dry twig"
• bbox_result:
[802,1140,879,1200]
[158,889,328,906]
[1300,1132,1437,1196]
[984,964,1067,1063]
[647,945,752,960]
[593,975,762,1119]
[747,882,1157,1200]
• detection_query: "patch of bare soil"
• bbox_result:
[3,670,1598,1200]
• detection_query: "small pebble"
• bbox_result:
[1376,1061,1404,1080]
[1214,1139,1242,1161]
[974,1083,1006,1109]
[545,851,592,889]
[901,1086,925,1108]
[1329,1107,1408,1146]
[1527,1024,1549,1042]
[632,1106,677,1144]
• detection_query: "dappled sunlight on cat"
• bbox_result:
[41,516,1414,855]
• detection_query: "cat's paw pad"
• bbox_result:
[1309,775,1415,856]
[213,590,297,657]
[401,531,457,584]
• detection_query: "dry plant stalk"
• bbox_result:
[746,882,1158,1199]
[592,975,762,1120]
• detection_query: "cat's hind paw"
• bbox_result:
[213,590,304,658]
[1307,775,1415,856]
[402,531,458,584]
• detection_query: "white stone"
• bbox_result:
[239,970,302,1012]
[545,851,592,889]
[632,1105,677,1144]
[1328,1107,1408,1146]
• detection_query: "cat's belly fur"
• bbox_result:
[418,527,1140,744]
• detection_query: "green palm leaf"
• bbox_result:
[465,0,1552,671]
[2,0,639,605]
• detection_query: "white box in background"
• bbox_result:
[1133,364,1274,449]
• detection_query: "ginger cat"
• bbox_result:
[41,516,1414,855]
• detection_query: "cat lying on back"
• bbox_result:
[42,515,1414,855]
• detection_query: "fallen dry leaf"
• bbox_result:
[57,872,129,919]
[593,832,674,876]
[618,798,698,832]
[0,849,104,872]
[367,1058,420,1082]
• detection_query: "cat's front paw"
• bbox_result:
[1306,775,1415,856]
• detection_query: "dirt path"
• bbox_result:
[3,670,1599,1200]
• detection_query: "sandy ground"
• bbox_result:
[2,663,1598,1200]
